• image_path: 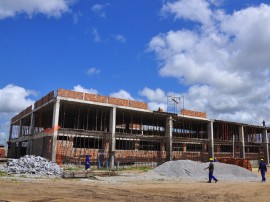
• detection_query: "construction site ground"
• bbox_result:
[0,168,269,202]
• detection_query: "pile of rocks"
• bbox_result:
[0,155,62,176]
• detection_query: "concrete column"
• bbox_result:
[166,116,173,161]
[239,126,245,159]
[51,98,60,162]
[263,129,269,165]
[207,121,214,159]
[30,112,35,135]
[19,120,23,138]
[109,107,116,168]
[26,112,35,155]
[8,123,13,140]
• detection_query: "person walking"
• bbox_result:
[204,157,218,183]
[258,158,267,182]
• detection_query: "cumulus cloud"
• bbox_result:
[87,67,100,76]
[91,3,110,18]
[139,87,166,103]
[0,84,35,113]
[0,0,74,20]
[110,90,134,100]
[148,1,270,124]
[73,85,98,94]
[114,34,126,43]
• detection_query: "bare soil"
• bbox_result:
[0,169,269,202]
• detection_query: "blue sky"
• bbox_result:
[1,0,270,145]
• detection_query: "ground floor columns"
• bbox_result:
[207,121,214,159]
[239,126,245,159]
[166,116,173,161]
[263,129,269,165]
[51,98,60,162]
[109,107,116,168]
[27,111,35,155]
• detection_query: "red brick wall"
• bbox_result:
[58,89,84,100]
[129,100,148,109]
[108,97,129,106]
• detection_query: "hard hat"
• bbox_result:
[209,158,213,161]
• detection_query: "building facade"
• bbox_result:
[7,89,270,167]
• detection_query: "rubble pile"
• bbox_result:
[0,155,62,176]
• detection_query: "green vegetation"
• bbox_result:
[0,170,8,177]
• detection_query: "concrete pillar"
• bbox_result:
[207,121,214,159]
[109,107,116,168]
[51,98,60,162]
[166,116,173,161]
[19,120,23,138]
[27,112,35,155]
[263,129,269,165]
[239,126,245,159]
[8,123,13,140]
[30,112,35,135]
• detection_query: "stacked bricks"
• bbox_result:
[217,158,252,171]
[0,147,5,158]
[108,97,129,106]
[58,89,84,100]
[57,88,148,110]
[129,100,148,109]
[11,105,32,123]
[34,90,55,109]
[84,93,107,103]
[181,109,207,118]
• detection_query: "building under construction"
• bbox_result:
[7,89,270,167]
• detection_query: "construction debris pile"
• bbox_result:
[150,160,259,181]
[0,155,63,176]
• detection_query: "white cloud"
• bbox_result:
[0,84,35,113]
[92,27,101,42]
[161,0,213,27]
[147,102,166,111]
[73,85,98,94]
[148,1,270,125]
[0,0,74,20]
[110,90,134,100]
[91,3,110,18]
[139,87,166,103]
[87,67,100,76]
[114,34,126,43]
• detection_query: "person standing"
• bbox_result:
[258,158,267,182]
[204,157,218,183]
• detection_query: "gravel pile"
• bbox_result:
[150,160,259,181]
[0,155,63,176]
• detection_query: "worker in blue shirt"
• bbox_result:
[258,158,267,182]
[204,158,218,183]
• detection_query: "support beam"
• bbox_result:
[109,107,116,169]
[239,126,245,159]
[51,98,60,162]
[166,116,173,161]
[207,121,214,159]
[263,129,269,165]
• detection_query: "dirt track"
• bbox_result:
[0,170,269,202]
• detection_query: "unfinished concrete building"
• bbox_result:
[7,89,270,167]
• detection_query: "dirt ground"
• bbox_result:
[0,169,269,202]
